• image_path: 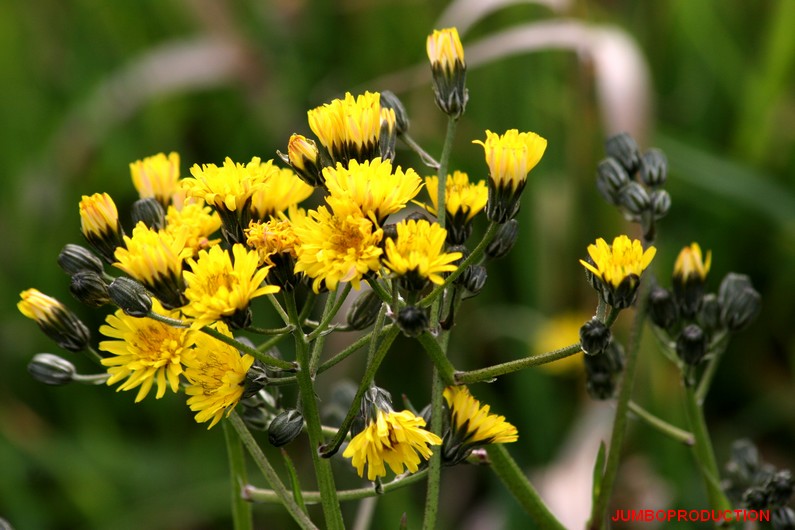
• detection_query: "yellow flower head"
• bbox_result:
[183,322,254,429]
[342,409,442,481]
[113,222,192,309]
[183,157,271,212]
[473,129,547,223]
[182,244,279,327]
[246,217,299,266]
[324,158,423,225]
[674,242,711,282]
[163,201,222,257]
[99,299,194,402]
[580,235,656,309]
[308,91,382,165]
[293,200,383,293]
[426,27,465,75]
[79,192,125,263]
[422,171,487,243]
[18,289,90,352]
[444,386,518,448]
[249,166,313,220]
[130,152,181,206]
[383,219,462,290]
[285,133,323,187]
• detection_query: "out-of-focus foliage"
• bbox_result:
[1,1,793,529]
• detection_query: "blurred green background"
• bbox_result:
[2,1,794,528]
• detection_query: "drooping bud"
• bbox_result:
[584,340,625,400]
[268,409,304,447]
[17,289,91,352]
[579,318,611,356]
[107,277,153,317]
[396,306,428,338]
[28,353,77,385]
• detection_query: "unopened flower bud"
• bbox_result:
[18,289,91,352]
[281,134,324,187]
[579,318,611,356]
[726,439,760,483]
[640,148,667,188]
[697,294,721,334]
[605,133,641,173]
[379,90,410,135]
[243,360,268,399]
[743,486,769,510]
[618,181,651,217]
[427,27,468,118]
[379,107,397,163]
[485,220,519,260]
[459,264,487,295]
[595,158,629,205]
[69,271,110,307]
[28,353,76,385]
[766,470,794,509]
[58,244,104,276]
[648,286,678,330]
[396,306,428,338]
[108,277,152,317]
[651,190,671,220]
[79,192,126,264]
[718,273,761,331]
[131,198,166,230]
[773,507,795,530]
[673,243,711,319]
[584,340,624,400]
[268,409,304,447]
[347,289,384,330]
[676,324,707,366]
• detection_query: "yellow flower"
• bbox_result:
[284,133,323,187]
[18,289,90,352]
[323,158,423,225]
[113,222,192,309]
[473,129,547,223]
[426,27,465,75]
[443,386,517,463]
[426,28,468,118]
[163,201,222,257]
[99,299,193,402]
[674,242,711,282]
[307,91,382,165]
[580,235,656,309]
[183,322,254,429]
[249,166,313,219]
[293,200,383,293]
[421,171,487,243]
[246,217,299,267]
[342,409,442,481]
[183,157,271,213]
[79,192,125,263]
[130,152,181,206]
[182,244,279,327]
[383,219,462,290]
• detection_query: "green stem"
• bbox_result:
[421,368,445,530]
[695,332,730,405]
[366,279,392,306]
[223,419,253,530]
[628,401,694,446]
[486,444,566,530]
[284,294,344,530]
[683,383,734,514]
[454,343,582,384]
[319,326,400,457]
[268,294,290,325]
[246,324,294,335]
[589,281,650,530]
[417,332,456,385]
[298,289,317,324]
[227,412,318,530]
[72,373,110,385]
[84,345,104,365]
[400,133,440,169]
[246,469,429,504]
[256,332,289,354]
[436,117,458,231]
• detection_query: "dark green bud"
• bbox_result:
[697,293,721,334]
[579,318,611,356]
[379,112,397,163]
[379,90,410,134]
[595,158,629,205]
[648,286,678,330]
[618,181,651,217]
[268,410,304,447]
[718,273,761,331]
[726,439,761,483]
[485,219,519,260]
[347,289,384,331]
[69,271,110,307]
[743,486,769,510]
[396,306,428,338]
[108,277,152,317]
[131,198,166,230]
[459,264,487,295]
[640,148,667,188]
[766,470,794,509]
[773,507,795,530]
[243,360,268,399]
[605,133,641,173]
[651,190,671,220]
[676,324,707,366]
[28,353,76,385]
[58,243,104,276]
[584,340,624,400]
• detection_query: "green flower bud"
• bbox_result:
[396,306,429,338]
[69,271,110,307]
[765,470,794,509]
[268,409,304,447]
[651,189,671,220]
[697,293,721,334]
[579,318,611,356]
[584,340,624,400]
[58,244,104,276]
[595,158,629,206]
[718,273,761,331]
[346,289,384,330]
[458,264,487,296]
[28,353,76,385]
[648,286,678,331]
[676,324,707,366]
[379,90,410,134]
[605,132,641,173]
[485,220,519,260]
[640,148,667,188]
[618,181,651,217]
[243,359,268,399]
[131,198,166,230]
[108,277,152,317]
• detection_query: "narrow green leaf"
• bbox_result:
[280,448,307,514]
[591,441,607,508]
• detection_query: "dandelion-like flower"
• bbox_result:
[422,171,487,244]
[383,219,462,291]
[474,129,547,224]
[163,201,222,257]
[580,235,656,309]
[307,91,382,165]
[323,158,423,225]
[130,152,181,206]
[293,199,383,293]
[18,289,90,352]
[182,244,279,328]
[113,222,192,309]
[342,409,442,481]
[427,27,467,117]
[249,166,313,220]
[183,322,254,429]
[246,216,301,290]
[99,299,193,402]
[79,192,125,263]
[673,242,712,318]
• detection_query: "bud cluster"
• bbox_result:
[596,133,671,242]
